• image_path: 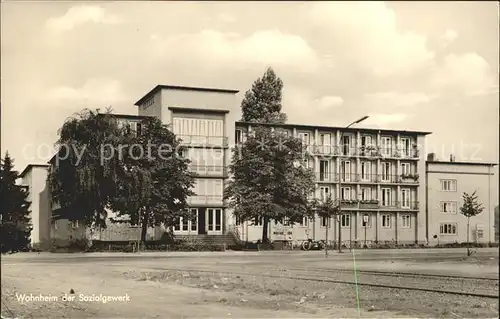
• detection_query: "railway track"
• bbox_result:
[284,266,499,282]
[145,266,499,299]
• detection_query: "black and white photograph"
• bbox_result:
[1,1,499,318]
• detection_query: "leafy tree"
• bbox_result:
[241,67,287,124]
[109,116,196,243]
[224,126,316,243]
[460,191,484,256]
[48,108,123,228]
[0,152,32,253]
[311,196,341,253]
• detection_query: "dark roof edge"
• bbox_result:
[103,113,153,120]
[134,85,240,106]
[19,164,50,178]
[168,107,229,114]
[426,161,498,167]
[235,121,432,135]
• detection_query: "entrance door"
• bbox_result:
[207,208,223,234]
[197,208,207,234]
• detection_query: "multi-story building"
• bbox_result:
[134,85,239,237]
[17,83,498,248]
[426,157,497,245]
[234,122,430,245]
[19,164,51,249]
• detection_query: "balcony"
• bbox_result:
[187,195,223,205]
[358,146,382,158]
[305,144,420,160]
[311,145,339,156]
[313,173,420,185]
[189,165,228,177]
[315,172,339,182]
[398,173,420,184]
[338,199,380,210]
[378,174,402,184]
[379,201,419,210]
[379,148,420,159]
[177,135,228,147]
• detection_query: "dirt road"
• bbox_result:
[2,249,498,318]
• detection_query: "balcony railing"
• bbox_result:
[188,165,227,177]
[379,201,419,210]
[315,172,339,182]
[305,144,420,159]
[187,195,223,205]
[332,200,419,210]
[314,173,419,184]
[311,145,339,156]
[177,135,228,147]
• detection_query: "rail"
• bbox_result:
[148,266,499,299]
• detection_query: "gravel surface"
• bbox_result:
[142,264,499,296]
[2,250,499,318]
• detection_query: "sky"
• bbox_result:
[1,1,499,179]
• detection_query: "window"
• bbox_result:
[381,136,392,156]
[381,162,391,181]
[381,188,392,206]
[441,180,457,191]
[401,215,411,228]
[400,138,411,156]
[476,224,484,239]
[341,135,351,155]
[173,214,197,232]
[401,163,410,176]
[298,132,310,145]
[321,217,329,227]
[361,214,371,227]
[319,133,330,145]
[341,214,350,228]
[361,161,370,181]
[440,223,457,235]
[299,217,309,227]
[319,160,330,181]
[190,209,198,232]
[381,214,391,228]
[182,217,189,231]
[319,186,331,201]
[70,220,79,229]
[341,187,351,200]
[401,189,411,208]
[341,161,351,181]
[142,97,154,109]
[440,202,457,214]
[361,187,372,201]
[361,135,372,147]
[254,217,263,226]
[235,129,243,144]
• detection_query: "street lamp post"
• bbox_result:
[337,116,369,254]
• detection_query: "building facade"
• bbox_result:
[18,84,499,247]
[19,164,51,249]
[234,122,430,245]
[426,160,497,245]
[134,85,239,238]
